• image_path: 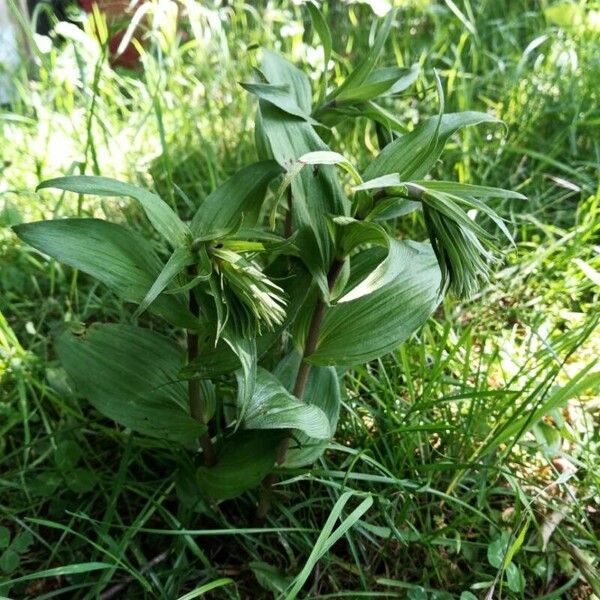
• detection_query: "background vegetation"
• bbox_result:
[0,0,599,597]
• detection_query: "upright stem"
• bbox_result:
[256,258,345,519]
[284,187,294,239]
[187,265,216,467]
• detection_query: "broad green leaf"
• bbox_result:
[487,532,510,569]
[363,112,503,181]
[0,549,19,573]
[196,430,282,501]
[274,352,341,468]
[134,246,194,318]
[367,197,421,221]
[327,9,396,102]
[306,1,332,104]
[353,172,404,192]
[241,82,319,124]
[37,175,189,246]
[334,65,419,102]
[321,100,407,132]
[56,323,204,442]
[259,50,313,113]
[226,331,257,428]
[190,160,282,238]
[271,152,360,232]
[241,368,331,439]
[506,563,525,593]
[12,219,196,328]
[10,531,33,552]
[332,218,407,303]
[340,237,410,303]
[333,216,388,256]
[309,241,442,365]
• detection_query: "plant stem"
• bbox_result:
[256,257,345,519]
[284,187,293,238]
[187,265,216,467]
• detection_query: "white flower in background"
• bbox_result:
[280,22,303,38]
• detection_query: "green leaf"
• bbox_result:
[196,430,282,501]
[0,549,19,574]
[340,237,411,303]
[257,101,347,277]
[504,520,530,568]
[250,561,293,595]
[1,562,114,586]
[134,246,194,318]
[259,50,313,114]
[274,353,341,468]
[334,65,419,102]
[54,440,80,471]
[56,323,204,443]
[190,161,282,238]
[12,219,196,329]
[11,531,33,553]
[367,197,421,221]
[506,563,525,593]
[332,217,408,303]
[309,241,442,365]
[411,180,526,200]
[333,216,388,256]
[283,492,373,599]
[225,331,257,428]
[67,468,96,494]
[327,9,396,102]
[241,82,319,124]
[487,531,510,569]
[322,100,407,132]
[0,527,10,550]
[37,175,189,246]
[359,178,486,228]
[176,579,235,600]
[363,112,503,181]
[241,368,330,439]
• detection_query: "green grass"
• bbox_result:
[1,0,599,598]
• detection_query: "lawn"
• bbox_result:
[0,0,599,598]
